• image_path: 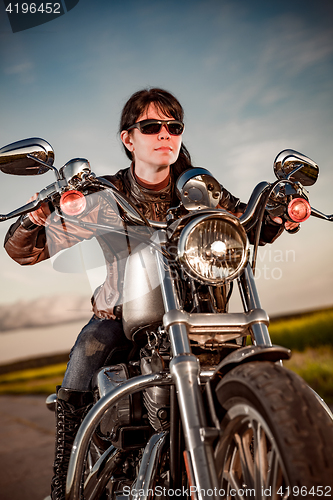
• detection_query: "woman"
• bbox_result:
[4,88,294,500]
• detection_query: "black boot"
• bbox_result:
[50,387,93,500]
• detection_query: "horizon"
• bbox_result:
[0,0,332,365]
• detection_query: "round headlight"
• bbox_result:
[178,212,249,284]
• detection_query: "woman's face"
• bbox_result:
[121,104,183,172]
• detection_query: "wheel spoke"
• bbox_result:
[217,404,291,500]
[226,446,247,500]
[266,448,279,498]
[233,429,255,488]
[252,420,268,498]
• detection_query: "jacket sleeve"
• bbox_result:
[4,208,99,266]
[4,217,49,265]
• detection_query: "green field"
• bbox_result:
[0,362,67,395]
[269,307,333,351]
[1,307,332,402]
[269,307,333,403]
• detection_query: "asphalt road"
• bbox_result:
[0,395,55,500]
[1,394,332,500]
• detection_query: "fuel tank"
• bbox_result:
[122,242,164,342]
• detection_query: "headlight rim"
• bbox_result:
[177,211,249,285]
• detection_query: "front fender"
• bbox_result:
[211,344,291,383]
[203,345,291,428]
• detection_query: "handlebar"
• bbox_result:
[0,179,67,222]
[239,181,271,231]
[0,175,332,230]
[311,207,333,222]
[0,198,42,222]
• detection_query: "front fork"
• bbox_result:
[237,263,272,346]
[155,248,272,500]
[155,251,220,500]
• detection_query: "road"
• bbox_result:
[1,394,332,500]
[0,395,55,500]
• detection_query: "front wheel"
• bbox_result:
[214,361,333,499]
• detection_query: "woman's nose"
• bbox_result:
[158,124,170,139]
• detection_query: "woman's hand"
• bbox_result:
[27,193,51,226]
[271,216,299,232]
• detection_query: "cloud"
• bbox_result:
[259,16,333,77]
[4,60,33,75]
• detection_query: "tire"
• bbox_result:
[214,361,333,499]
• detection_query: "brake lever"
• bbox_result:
[311,207,333,221]
[0,178,67,222]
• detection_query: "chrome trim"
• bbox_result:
[273,149,319,186]
[199,369,216,382]
[95,364,128,399]
[66,372,172,500]
[45,393,57,412]
[0,137,54,175]
[146,219,168,228]
[0,178,67,222]
[170,355,219,499]
[59,158,91,184]
[176,167,222,210]
[155,250,220,499]
[177,212,249,285]
[311,207,333,222]
[239,181,271,231]
[238,263,272,346]
[132,432,168,500]
[214,403,291,494]
[163,308,269,336]
[213,344,291,378]
[155,249,191,355]
[83,445,122,500]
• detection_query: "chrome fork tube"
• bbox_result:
[155,250,219,500]
[238,263,272,346]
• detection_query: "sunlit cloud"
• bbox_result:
[4,60,33,75]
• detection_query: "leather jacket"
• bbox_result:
[4,165,283,319]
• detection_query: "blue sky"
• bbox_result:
[0,0,332,317]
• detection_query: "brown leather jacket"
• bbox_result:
[4,165,283,319]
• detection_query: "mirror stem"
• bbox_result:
[26,154,61,180]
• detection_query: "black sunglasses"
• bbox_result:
[127,119,185,136]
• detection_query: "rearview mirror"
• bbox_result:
[273,149,319,186]
[0,137,54,175]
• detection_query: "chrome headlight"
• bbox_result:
[178,212,249,284]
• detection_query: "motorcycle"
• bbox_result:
[0,138,333,500]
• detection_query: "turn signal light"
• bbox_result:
[60,190,86,216]
[287,197,311,223]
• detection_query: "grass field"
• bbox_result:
[269,307,333,351]
[268,306,333,404]
[1,307,332,402]
[0,362,66,395]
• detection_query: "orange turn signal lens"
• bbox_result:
[287,197,311,223]
[60,190,86,216]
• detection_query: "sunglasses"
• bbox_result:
[127,119,185,136]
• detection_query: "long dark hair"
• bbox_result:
[119,88,192,177]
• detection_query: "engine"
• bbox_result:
[141,356,170,431]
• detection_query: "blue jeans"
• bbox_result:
[62,315,131,391]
